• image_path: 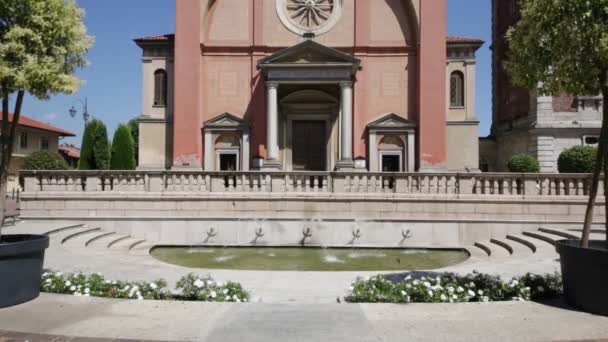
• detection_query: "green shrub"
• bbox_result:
[558,146,597,173]
[110,124,136,170]
[41,271,250,303]
[345,272,562,304]
[79,119,110,170]
[508,154,540,173]
[22,150,69,170]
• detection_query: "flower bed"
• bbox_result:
[41,272,250,303]
[345,272,562,303]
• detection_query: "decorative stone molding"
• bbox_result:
[203,113,250,171]
[276,0,343,37]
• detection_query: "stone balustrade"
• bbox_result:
[20,170,602,198]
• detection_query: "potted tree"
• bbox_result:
[507,0,608,315]
[0,0,92,308]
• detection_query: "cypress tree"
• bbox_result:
[79,119,111,170]
[128,118,139,166]
[111,124,136,170]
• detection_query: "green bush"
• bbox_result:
[345,272,562,304]
[558,146,597,173]
[508,154,540,173]
[79,119,110,170]
[110,124,136,170]
[41,271,250,303]
[21,150,69,170]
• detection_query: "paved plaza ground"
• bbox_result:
[1,294,608,342]
[1,220,607,341]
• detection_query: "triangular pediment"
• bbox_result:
[204,113,248,129]
[258,40,360,66]
[367,113,417,130]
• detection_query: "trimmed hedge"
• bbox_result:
[128,118,139,166]
[79,119,110,170]
[508,154,540,173]
[558,146,597,173]
[110,124,136,170]
[21,150,69,170]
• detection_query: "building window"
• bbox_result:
[20,132,28,149]
[583,136,599,146]
[154,69,168,107]
[40,138,49,150]
[450,71,465,107]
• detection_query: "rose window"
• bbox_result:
[277,0,343,36]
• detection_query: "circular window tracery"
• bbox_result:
[276,0,343,36]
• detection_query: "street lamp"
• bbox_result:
[69,97,90,128]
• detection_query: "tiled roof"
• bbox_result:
[59,144,81,158]
[447,36,485,44]
[1,113,76,137]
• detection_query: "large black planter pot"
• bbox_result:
[0,234,49,308]
[556,239,608,316]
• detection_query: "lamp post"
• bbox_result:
[69,98,90,128]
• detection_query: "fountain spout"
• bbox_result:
[203,227,218,243]
[352,228,362,240]
[400,229,413,245]
[300,227,313,246]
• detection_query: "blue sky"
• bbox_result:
[21,0,492,146]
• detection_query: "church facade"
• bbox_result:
[135,0,483,173]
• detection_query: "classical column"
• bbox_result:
[407,132,416,172]
[264,81,281,170]
[337,81,354,170]
[204,130,213,171]
[242,131,250,171]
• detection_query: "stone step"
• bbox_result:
[106,235,132,249]
[85,232,116,247]
[463,245,489,259]
[538,227,579,240]
[48,226,95,244]
[522,231,561,246]
[43,224,86,236]
[87,233,128,249]
[474,240,511,258]
[491,238,534,257]
[130,243,154,256]
[507,234,559,259]
[109,237,145,251]
[61,228,103,244]
[505,234,537,253]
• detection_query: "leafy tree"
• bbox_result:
[0,0,93,230]
[79,119,110,170]
[128,117,139,166]
[558,146,597,174]
[110,124,136,170]
[508,154,540,173]
[507,0,608,247]
[21,150,69,170]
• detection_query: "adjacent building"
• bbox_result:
[135,0,483,173]
[1,114,75,191]
[484,0,603,172]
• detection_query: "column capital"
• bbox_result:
[339,81,353,89]
[266,81,280,90]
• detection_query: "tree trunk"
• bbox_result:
[0,174,6,240]
[604,79,608,244]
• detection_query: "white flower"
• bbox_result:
[427,290,434,297]
[223,289,229,295]
[74,292,82,296]
[423,282,431,288]
[405,275,412,280]
[137,295,144,300]
[232,294,238,300]
[243,298,248,302]
[349,286,354,291]
[405,284,412,289]
[452,294,458,300]
[236,298,241,302]
[468,282,476,288]
[537,286,545,293]
[440,294,448,302]
[456,287,464,293]
[84,294,90,297]
[401,291,407,296]
[45,278,52,284]
[477,290,483,296]
[217,282,225,287]
[447,287,455,294]
[509,280,519,288]
[413,280,420,286]
[210,291,217,299]
[482,296,490,302]
[70,286,76,291]
[85,288,90,294]
[194,279,205,289]
[150,283,158,290]
[468,290,476,297]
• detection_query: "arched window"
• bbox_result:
[154,69,168,106]
[450,71,465,107]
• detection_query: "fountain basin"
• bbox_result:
[150,246,469,272]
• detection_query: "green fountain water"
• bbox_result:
[151,247,469,271]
